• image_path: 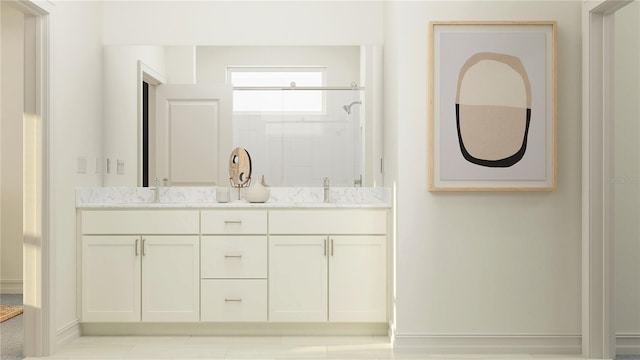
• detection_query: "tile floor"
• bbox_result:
[25,336,587,360]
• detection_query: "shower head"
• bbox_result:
[342,101,362,115]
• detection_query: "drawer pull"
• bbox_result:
[224,255,243,259]
[135,239,139,256]
[224,220,242,224]
[224,298,242,302]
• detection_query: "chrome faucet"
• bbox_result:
[153,177,160,203]
[323,177,330,203]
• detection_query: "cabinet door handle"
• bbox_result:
[330,237,334,256]
[224,220,242,224]
[224,298,242,302]
[135,239,139,256]
[323,237,327,256]
[224,255,242,259]
[142,239,146,256]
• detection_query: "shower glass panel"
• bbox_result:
[232,89,364,187]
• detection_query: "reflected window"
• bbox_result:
[227,67,325,112]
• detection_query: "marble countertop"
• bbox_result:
[76,187,392,209]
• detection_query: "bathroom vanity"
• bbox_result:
[76,187,391,335]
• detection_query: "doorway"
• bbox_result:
[613,1,640,358]
[1,0,52,357]
[583,0,640,358]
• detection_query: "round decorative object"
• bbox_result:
[245,175,270,203]
[229,147,252,187]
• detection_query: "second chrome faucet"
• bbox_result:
[323,177,330,203]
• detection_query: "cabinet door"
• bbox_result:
[82,236,141,322]
[329,236,386,322]
[269,236,328,322]
[141,236,200,322]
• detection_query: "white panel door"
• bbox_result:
[329,236,387,322]
[268,236,328,322]
[155,84,232,186]
[141,236,200,322]
[82,236,141,322]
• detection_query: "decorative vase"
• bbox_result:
[245,175,270,203]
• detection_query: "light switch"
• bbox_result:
[77,156,87,174]
[117,159,125,175]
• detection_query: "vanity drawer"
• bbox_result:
[201,236,267,279]
[201,211,267,234]
[269,210,387,235]
[201,279,267,322]
[81,210,199,235]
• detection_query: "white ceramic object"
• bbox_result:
[245,176,270,203]
[216,187,230,203]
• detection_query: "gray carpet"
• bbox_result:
[0,294,23,360]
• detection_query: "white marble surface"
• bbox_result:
[76,186,391,208]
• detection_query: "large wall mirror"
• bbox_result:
[103,45,383,188]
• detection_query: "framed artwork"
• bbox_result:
[428,21,557,191]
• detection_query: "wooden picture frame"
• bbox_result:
[428,21,557,191]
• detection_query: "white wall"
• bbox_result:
[384,1,583,352]
[102,1,383,46]
[614,0,640,351]
[165,46,196,84]
[1,2,24,295]
[50,0,103,345]
[196,46,360,86]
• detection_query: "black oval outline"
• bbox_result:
[455,104,531,168]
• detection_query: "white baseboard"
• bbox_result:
[56,320,80,349]
[81,322,389,336]
[393,333,582,354]
[0,279,23,294]
[617,333,640,355]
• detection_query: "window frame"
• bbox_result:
[226,66,327,114]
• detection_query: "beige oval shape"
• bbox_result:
[229,147,252,186]
[456,52,531,163]
[459,60,527,108]
[456,52,531,108]
[459,105,528,161]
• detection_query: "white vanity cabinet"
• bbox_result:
[268,210,387,323]
[81,210,200,323]
[200,210,268,322]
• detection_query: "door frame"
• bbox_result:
[582,0,634,358]
[137,61,166,187]
[6,0,53,356]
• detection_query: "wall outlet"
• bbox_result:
[77,156,87,174]
[117,159,125,175]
